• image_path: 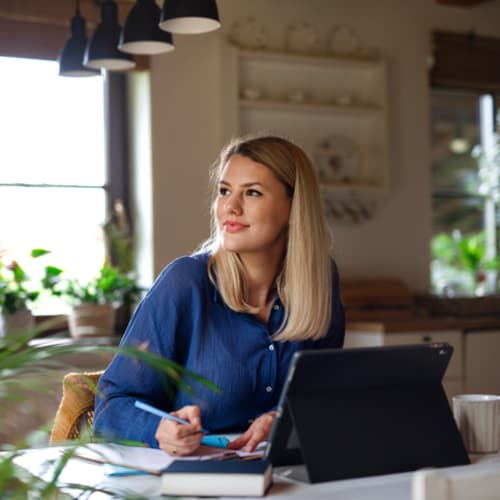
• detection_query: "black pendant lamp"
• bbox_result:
[120,0,174,55]
[159,0,221,34]
[59,0,100,76]
[84,0,136,71]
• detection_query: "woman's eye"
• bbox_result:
[218,187,230,196]
[246,189,262,197]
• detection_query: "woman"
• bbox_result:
[93,134,345,455]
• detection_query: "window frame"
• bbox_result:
[0,62,131,265]
[0,16,131,239]
[0,62,131,324]
[104,72,131,230]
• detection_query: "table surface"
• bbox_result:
[9,446,500,499]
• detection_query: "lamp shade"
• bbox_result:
[159,0,221,34]
[59,10,100,76]
[120,0,174,55]
[84,0,136,71]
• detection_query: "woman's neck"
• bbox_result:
[239,252,282,310]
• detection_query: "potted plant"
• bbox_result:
[431,230,500,296]
[0,320,218,497]
[43,263,143,339]
[0,248,50,337]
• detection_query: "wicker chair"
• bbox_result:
[49,370,103,445]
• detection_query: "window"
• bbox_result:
[429,30,500,297]
[0,56,107,313]
[430,90,499,296]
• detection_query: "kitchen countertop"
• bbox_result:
[346,316,500,333]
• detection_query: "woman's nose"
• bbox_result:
[225,194,243,215]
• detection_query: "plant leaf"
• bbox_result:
[30,248,50,258]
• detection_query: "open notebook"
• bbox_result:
[72,441,262,476]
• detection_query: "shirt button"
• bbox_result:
[266,386,272,393]
[273,304,280,311]
[268,344,274,351]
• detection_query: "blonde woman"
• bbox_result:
[94,135,345,456]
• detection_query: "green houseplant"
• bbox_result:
[431,230,500,296]
[0,319,219,498]
[43,263,143,339]
[0,248,51,337]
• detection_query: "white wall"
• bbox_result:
[148,33,222,275]
[142,0,500,292]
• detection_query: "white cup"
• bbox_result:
[452,394,500,453]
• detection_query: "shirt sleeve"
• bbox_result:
[93,260,189,448]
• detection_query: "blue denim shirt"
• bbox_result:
[94,253,345,448]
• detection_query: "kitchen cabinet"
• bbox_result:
[464,330,500,395]
[222,44,390,223]
[344,329,464,400]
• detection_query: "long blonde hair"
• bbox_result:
[199,134,334,341]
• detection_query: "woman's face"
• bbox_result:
[215,154,292,260]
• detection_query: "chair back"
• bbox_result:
[49,370,103,444]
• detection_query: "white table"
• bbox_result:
[10,446,500,499]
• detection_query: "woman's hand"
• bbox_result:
[227,411,277,452]
[155,405,203,456]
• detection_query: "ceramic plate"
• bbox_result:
[314,135,360,184]
[322,193,376,225]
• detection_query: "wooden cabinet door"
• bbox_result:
[465,330,500,395]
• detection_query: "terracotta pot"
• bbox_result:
[68,304,116,339]
[0,308,35,338]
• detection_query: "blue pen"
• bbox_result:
[134,400,229,449]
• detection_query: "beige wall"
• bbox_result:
[140,0,500,293]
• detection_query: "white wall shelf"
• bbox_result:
[239,98,382,118]
[238,48,383,71]
[223,44,390,224]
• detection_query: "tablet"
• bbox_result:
[265,343,469,483]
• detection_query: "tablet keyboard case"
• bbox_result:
[266,343,470,483]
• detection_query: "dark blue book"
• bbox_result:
[161,459,272,497]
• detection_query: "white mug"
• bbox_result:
[452,394,500,453]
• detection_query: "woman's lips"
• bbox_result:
[224,221,248,233]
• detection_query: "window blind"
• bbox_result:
[431,30,500,92]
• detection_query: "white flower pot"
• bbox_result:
[0,308,35,338]
[68,304,116,339]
